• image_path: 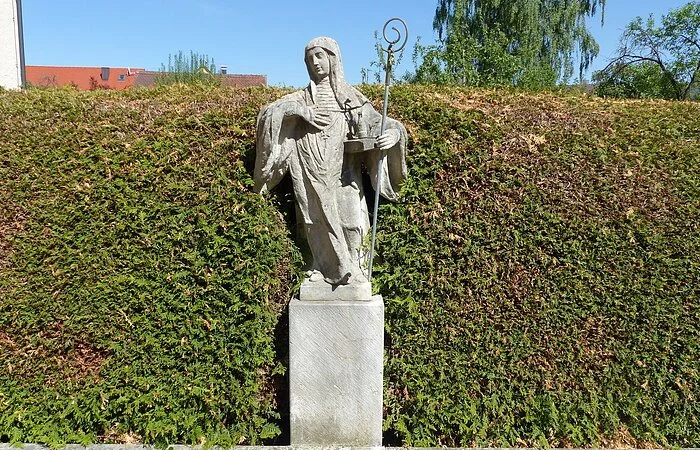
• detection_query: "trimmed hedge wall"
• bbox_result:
[0,86,300,446]
[377,86,699,447]
[0,84,698,447]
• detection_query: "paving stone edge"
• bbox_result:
[2,445,698,450]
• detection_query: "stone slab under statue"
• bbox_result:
[299,278,372,301]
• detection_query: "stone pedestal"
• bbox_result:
[289,292,384,447]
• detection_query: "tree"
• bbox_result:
[592,61,676,99]
[408,0,605,87]
[156,50,219,86]
[594,2,700,100]
[361,30,406,84]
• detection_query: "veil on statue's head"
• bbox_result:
[305,36,360,106]
[305,36,344,84]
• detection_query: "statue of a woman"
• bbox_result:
[254,36,407,286]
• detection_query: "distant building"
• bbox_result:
[132,71,267,88]
[0,0,25,90]
[26,66,145,90]
[25,65,267,90]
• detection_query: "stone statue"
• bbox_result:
[254,36,407,286]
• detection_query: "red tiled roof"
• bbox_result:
[220,74,267,87]
[133,71,267,88]
[26,66,267,90]
[26,66,145,90]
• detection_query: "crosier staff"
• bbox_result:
[367,17,408,281]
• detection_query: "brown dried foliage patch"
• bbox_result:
[426,89,697,226]
[1,321,108,385]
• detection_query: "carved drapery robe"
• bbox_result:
[254,38,407,284]
[255,83,407,283]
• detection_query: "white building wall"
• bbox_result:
[0,0,23,90]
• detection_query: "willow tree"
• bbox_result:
[410,0,605,87]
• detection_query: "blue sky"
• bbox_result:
[22,0,691,87]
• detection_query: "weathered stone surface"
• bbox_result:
[254,36,407,285]
[299,278,372,301]
[289,296,384,447]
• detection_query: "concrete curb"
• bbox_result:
[2,446,699,450]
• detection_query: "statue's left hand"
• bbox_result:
[376,129,401,150]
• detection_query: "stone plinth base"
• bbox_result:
[289,295,384,447]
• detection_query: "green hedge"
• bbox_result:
[377,86,700,447]
[0,85,300,446]
[0,84,698,447]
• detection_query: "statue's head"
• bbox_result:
[304,37,344,84]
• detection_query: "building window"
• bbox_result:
[118,74,126,82]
